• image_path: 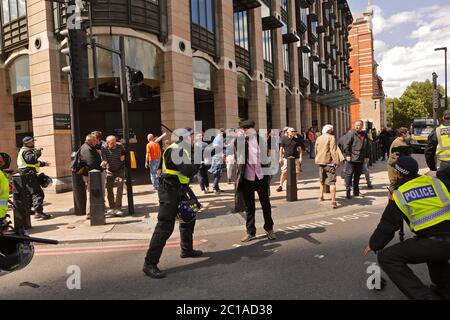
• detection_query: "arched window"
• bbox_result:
[9,55,30,94]
[192,57,216,91]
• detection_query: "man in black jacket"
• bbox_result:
[17,136,51,220]
[78,134,103,219]
[344,120,370,199]
[143,128,201,279]
[365,157,450,300]
[425,109,450,176]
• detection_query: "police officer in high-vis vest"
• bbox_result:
[0,153,11,232]
[143,128,201,279]
[17,137,51,220]
[365,156,450,300]
[425,109,450,177]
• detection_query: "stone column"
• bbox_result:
[27,0,72,192]
[160,0,196,133]
[0,67,17,167]
[214,0,238,130]
[248,8,267,129]
[287,0,301,131]
[271,0,286,130]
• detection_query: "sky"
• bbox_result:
[347,0,450,98]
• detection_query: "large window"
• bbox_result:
[283,44,290,73]
[234,10,250,70]
[263,30,273,63]
[1,0,26,24]
[301,51,310,80]
[263,29,274,80]
[1,0,27,52]
[191,0,216,56]
[191,0,214,32]
[312,60,319,86]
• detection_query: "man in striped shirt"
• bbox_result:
[101,136,126,217]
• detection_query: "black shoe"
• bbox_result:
[180,250,203,259]
[143,264,166,279]
[367,185,374,190]
[35,213,52,220]
[354,190,360,197]
[346,190,352,199]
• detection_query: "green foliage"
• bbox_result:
[386,80,447,129]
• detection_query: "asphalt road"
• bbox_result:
[0,202,430,300]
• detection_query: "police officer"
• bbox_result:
[17,137,51,220]
[0,153,11,232]
[365,156,450,300]
[425,109,450,177]
[143,128,202,279]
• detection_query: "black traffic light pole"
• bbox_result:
[433,72,439,129]
[89,37,135,215]
[119,36,135,215]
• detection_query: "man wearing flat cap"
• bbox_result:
[17,136,51,220]
[426,109,450,178]
[235,120,275,242]
[365,156,450,300]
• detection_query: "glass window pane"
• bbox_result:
[2,0,10,23]
[191,0,199,24]
[9,0,17,21]
[206,0,213,32]
[18,0,25,17]
[199,0,206,28]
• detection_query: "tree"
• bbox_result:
[387,80,446,129]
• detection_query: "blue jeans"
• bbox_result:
[149,159,160,190]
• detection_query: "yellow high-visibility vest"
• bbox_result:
[0,170,9,219]
[394,175,450,232]
[162,143,191,185]
[436,125,450,162]
[17,147,41,172]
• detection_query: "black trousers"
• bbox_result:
[345,161,363,192]
[144,178,196,266]
[242,176,273,235]
[378,237,450,300]
[23,173,44,214]
[197,165,209,191]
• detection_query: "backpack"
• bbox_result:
[71,149,86,175]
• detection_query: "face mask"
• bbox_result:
[405,135,412,143]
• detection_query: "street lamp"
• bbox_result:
[435,47,448,109]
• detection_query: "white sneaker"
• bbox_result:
[205,187,210,193]
[115,210,126,217]
[106,209,115,215]
[202,190,207,195]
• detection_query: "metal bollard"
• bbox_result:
[88,170,105,226]
[12,173,32,230]
[286,157,298,202]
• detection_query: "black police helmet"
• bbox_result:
[0,153,11,170]
[38,173,53,189]
[0,237,34,273]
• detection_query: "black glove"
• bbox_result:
[0,215,12,234]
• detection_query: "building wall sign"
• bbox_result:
[53,114,71,130]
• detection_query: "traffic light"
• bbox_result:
[126,67,148,103]
[60,23,90,100]
[433,90,442,109]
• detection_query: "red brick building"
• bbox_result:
[349,7,386,130]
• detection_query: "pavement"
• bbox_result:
[14,155,429,244]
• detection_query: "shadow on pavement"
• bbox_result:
[164,227,326,275]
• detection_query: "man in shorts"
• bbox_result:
[277,128,302,192]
